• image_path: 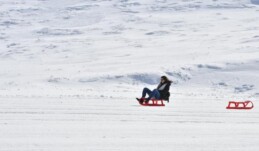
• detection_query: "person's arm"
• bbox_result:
[164,83,170,92]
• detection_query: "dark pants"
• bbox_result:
[142,87,160,101]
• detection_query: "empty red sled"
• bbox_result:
[226,101,254,109]
[138,99,166,107]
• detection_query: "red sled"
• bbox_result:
[138,99,166,107]
[226,101,254,110]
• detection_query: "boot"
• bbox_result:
[136,97,145,104]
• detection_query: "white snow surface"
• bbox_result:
[0,0,259,150]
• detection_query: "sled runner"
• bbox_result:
[226,101,254,110]
[137,99,167,107]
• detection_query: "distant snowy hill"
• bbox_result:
[0,0,259,98]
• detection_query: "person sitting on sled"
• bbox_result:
[136,76,172,104]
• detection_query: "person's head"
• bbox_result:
[160,75,171,83]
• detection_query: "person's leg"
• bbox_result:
[153,89,161,99]
[146,89,160,101]
[136,88,152,103]
[142,87,152,98]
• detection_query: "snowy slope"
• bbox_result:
[0,0,259,97]
[0,0,259,150]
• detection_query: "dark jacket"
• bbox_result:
[157,81,171,100]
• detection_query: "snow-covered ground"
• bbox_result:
[0,0,259,150]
